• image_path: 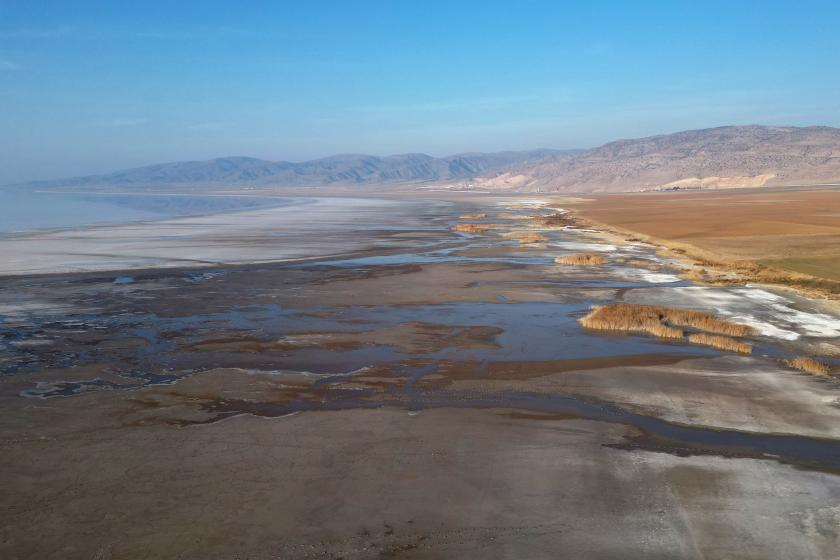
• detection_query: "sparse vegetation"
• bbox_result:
[555,252,607,266]
[532,213,576,227]
[784,356,831,376]
[451,223,508,233]
[579,303,756,340]
[688,333,752,354]
[502,232,548,244]
[626,258,662,271]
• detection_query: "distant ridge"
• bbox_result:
[11,125,840,193]
[13,150,567,191]
[476,125,840,192]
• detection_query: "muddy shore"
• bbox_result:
[2,195,840,559]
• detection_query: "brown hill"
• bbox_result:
[475,125,840,192]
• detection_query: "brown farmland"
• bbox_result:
[571,188,840,297]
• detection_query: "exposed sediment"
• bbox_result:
[2,195,840,560]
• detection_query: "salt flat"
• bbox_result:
[0,196,436,275]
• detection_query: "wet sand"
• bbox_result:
[2,195,840,559]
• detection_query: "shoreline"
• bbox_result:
[0,190,314,239]
[0,195,437,277]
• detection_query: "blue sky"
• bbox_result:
[1,0,839,183]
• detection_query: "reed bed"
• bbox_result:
[579,304,683,339]
[626,258,662,271]
[451,223,508,233]
[458,213,487,219]
[662,307,756,337]
[579,303,756,340]
[784,356,831,376]
[554,252,607,266]
[687,333,752,354]
[532,213,576,227]
[501,232,548,244]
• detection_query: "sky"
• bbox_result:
[1,0,840,184]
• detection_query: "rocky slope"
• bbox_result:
[476,125,840,192]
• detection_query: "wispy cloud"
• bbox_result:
[0,59,19,70]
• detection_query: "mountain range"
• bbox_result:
[11,125,840,193]
[15,150,566,191]
[476,125,840,192]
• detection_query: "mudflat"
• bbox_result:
[2,195,840,559]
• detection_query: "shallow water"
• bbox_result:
[0,190,305,234]
[1,195,838,396]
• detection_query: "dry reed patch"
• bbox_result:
[579,304,683,339]
[579,303,756,340]
[532,213,577,227]
[555,253,607,266]
[451,223,508,233]
[661,306,756,337]
[680,267,708,282]
[458,213,487,219]
[784,356,831,376]
[627,258,662,271]
[687,333,752,354]
[501,232,548,245]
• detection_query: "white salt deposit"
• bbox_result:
[550,241,619,252]
[658,287,840,340]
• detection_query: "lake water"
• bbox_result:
[0,190,303,234]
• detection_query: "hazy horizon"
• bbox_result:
[6,122,837,187]
[2,1,840,184]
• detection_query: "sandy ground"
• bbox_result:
[2,194,840,559]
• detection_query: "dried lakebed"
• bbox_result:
[2,195,840,559]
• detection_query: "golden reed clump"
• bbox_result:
[501,232,548,244]
[579,303,756,340]
[532,213,576,227]
[579,304,683,339]
[626,258,662,271]
[784,356,831,376]
[687,333,752,354]
[554,252,607,266]
[451,223,508,233]
[663,307,756,337]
